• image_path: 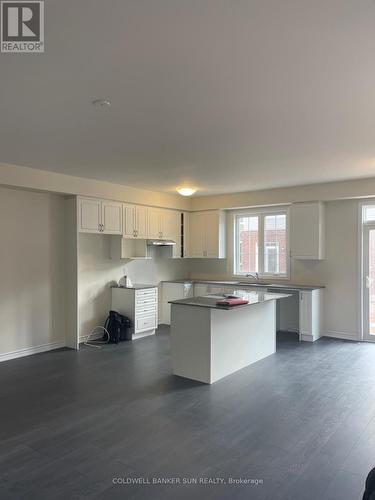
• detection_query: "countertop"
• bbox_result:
[112,284,158,290]
[169,291,291,310]
[162,279,324,291]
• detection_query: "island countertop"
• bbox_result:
[169,291,291,310]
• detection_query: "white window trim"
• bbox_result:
[232,206,290,280]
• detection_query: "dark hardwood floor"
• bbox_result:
[0,327,374,499]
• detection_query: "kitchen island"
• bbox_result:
[169,290,291,384]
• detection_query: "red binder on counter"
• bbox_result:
[216,298,249,306]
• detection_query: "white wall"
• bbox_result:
[191,177,375,211]
[78,234,190,340]
[0,187,66,360]
[189,199,360,340]
[0,162,191,210]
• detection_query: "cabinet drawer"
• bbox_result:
[136,304,157,317]
[136,296,157,307]
[136,315,157,332]
[136,289,157,297]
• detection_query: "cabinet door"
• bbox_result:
[135,206,148,238]
[182,212,190,257]
[148,208,162,239]
[162,210,180,240]
[102,201,123,234]
[299,291,312,336]
[193,283,209,296]
[203,212,220,258]
[291,202,324,259]
[189,213,204,257]
[123,204,136,238]
[79,198,101,233]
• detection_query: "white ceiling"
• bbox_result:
[1,0,375,196]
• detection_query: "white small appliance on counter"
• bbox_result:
[118,275,133,288]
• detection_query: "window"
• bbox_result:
[234,209,289,277]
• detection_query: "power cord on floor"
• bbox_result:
[84,326,110,348]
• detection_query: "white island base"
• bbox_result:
[170,299,277,384]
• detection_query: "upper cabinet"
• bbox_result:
[164,210,182,258]
[181,212,189,258]
[101,201,123,234]
[123,204,148,239]
[189,210,226,259]
[78,197,192,259]
[147,208,163,239]
[147,208,181,257]
[147,209,180,240]
[290,202,325,260]
[163,210,181,240]
[135,206,148,238]
[79,197,122,235]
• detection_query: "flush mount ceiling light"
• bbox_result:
[92,99,111,108]
[177,187,197,196]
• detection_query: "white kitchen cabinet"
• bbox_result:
[161,282,193,324]
[136,206,148,238]
[148,208,163,239]
[299,289,323,342]
[79,197,101,233]
[123,204,148,239]
[79,197,122,234]
[101,201,123,234]
[164,210,182,257]
[189,210,226,258]
[189,212,204,257]
[193,283,209,296]
[291,202,325,259]
[181,212,190,258]
[147,208,181,257]
[163,210,181,240]
[123,204,136,238]
[112,286,158,339]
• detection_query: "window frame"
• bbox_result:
[232,207,290,279]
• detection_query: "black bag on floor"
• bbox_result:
[104,311,132,343]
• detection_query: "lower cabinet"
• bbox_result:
[299,289,323,342]
[161,282,193,324]
[193,283,209,296]
[111,286,158,339]
[162,282,323,341]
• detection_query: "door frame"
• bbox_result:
[362,221,375,342]
[359,201,375,342]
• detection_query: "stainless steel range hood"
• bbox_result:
[146,239,176,246]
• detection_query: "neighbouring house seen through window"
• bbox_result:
[234,210,288,278]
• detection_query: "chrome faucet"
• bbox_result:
[246,272,260,281]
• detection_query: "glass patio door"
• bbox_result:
[363,223,375,341]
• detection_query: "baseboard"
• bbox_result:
[0,340,66,363]
[300,334,315,342]
[322,330,359,341]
